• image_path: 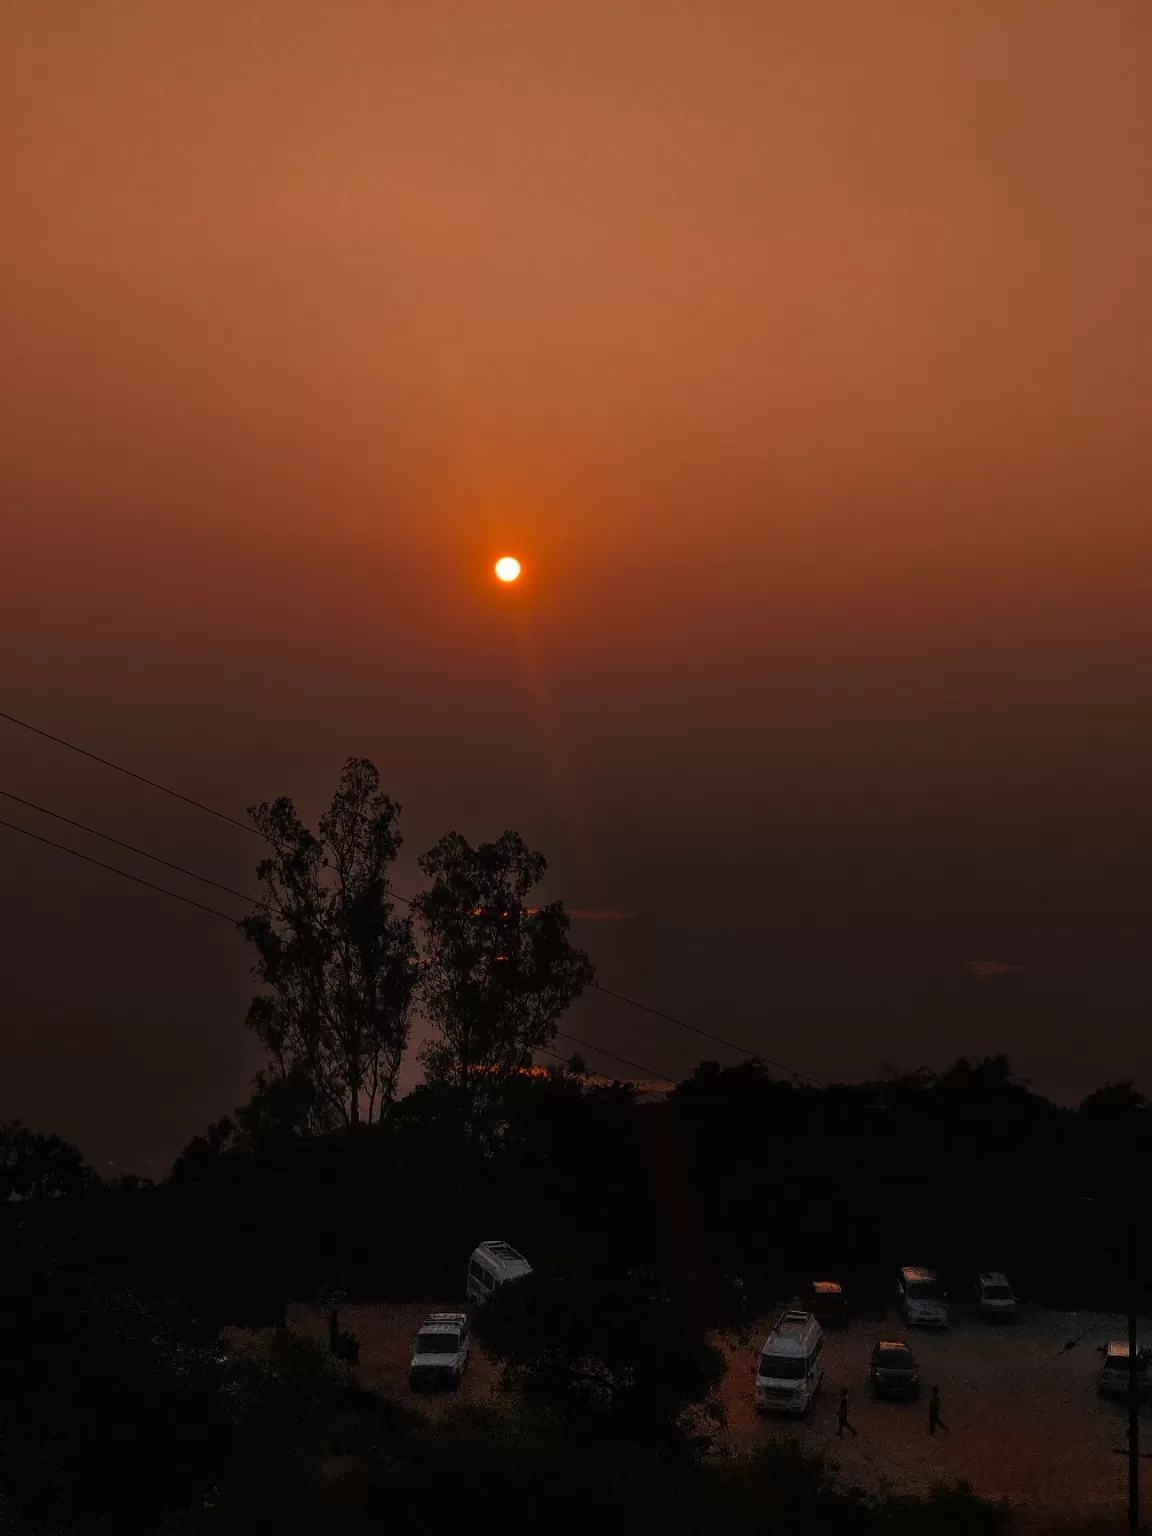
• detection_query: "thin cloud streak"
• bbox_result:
[966,959,1024,981]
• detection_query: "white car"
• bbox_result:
[1099,1341,1150,1399]
[409,1312,470,1391]
[975,1271,1017,1320]
[896,1267,949,1328]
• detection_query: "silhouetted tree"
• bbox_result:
[169,1114,240,1183]
[170,1065,345,1182]
[0,1120,91,1201]
[104,1171,155,1193]
[242,759,419,1129]
[237,1063,343,1147]
[1078,1079,1151,1123]
[414,830,593,1124]
[475,1265,725,1449]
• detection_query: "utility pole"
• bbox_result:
[1130,1224,1141,1536]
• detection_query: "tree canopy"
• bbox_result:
[475,1265,727,1449]
[414,829,593,1118]
[0,1121,91,1201]
[242,758,418,1128]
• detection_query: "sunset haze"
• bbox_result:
[2,0,1150,1170]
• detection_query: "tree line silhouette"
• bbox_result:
[2,758,1149,1533]
[240,756,593,1136]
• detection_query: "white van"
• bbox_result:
[466,1239,532,1305]
[896,1267,949,1328]
[754,1309,825,1415]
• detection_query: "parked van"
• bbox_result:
[1098,1341,1150,1399]
[466,1239,532,1305]
[896,1267,948,1328]
[754,1309,824,1416]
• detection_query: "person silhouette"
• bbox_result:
[928,1384,949,1436]
[837,1387,858,1438]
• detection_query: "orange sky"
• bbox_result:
[1,1,1150,1169]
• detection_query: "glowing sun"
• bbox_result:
[494,556,522,583]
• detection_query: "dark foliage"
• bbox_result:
[147,1380,1007,1536]
[242,758,419,1130]
[0,1120,93,1201]
[414,829,594,1123]
[23,1049,1152,1341]
[474,1264,727,1447]
[0,1226,229,1534]
[7,1052,1151,1531]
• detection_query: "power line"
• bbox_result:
[538,1046,580,1070]
[0,708,821,1085]
[535,1048,657,1092]
[1022,1319,1109,1383]
[590,980,826,1087]
[554,1028,670,1084]
[537,1048,672,1094]
[0,799,675,1081]
[1,790,259,905]
[0,808,667,1093]
[0,708,260,839]
[0,709,420,910]
[952,1316,1109,1436]
[0,808,773,1092]
[536,1045,618,1079]
[0,817,243,926]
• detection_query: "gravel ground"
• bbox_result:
[289,1299,502,1417]
[720,1304,1151,1526]
[275,1299,1151,1525]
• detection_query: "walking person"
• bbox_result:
[836,1387,858,1438]
[928,1384,949,1436]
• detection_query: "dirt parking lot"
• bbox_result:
[721,1304,1150,1527]
[289,1298,501,1417]
[281,1298,1150,1527]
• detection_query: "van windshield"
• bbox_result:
[760,1354,806,1379]
[417,1333,460,1355]
[1107,1354,1148,1373]
[908,1282,942,1301]
[983,1285,1012,1300]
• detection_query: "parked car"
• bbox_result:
[1098,1340,1150,1399]
[810,1280,850,1328]
[754,1309,824,1416]
[896,1266,948,1328]
[975,1271,1017,1321]
[409,1312,470,1391]
[870,1338,920,1400]
[466,1240,532,1305]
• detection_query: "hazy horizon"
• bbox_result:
[2,0,1150,1171]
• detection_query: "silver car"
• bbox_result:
[975,1272,1017,1321]
[896,1267,948,1328]
[1098,1341,1150,1399]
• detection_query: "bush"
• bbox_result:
[0,1243,229,1533]
[475,1266,726,1449]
